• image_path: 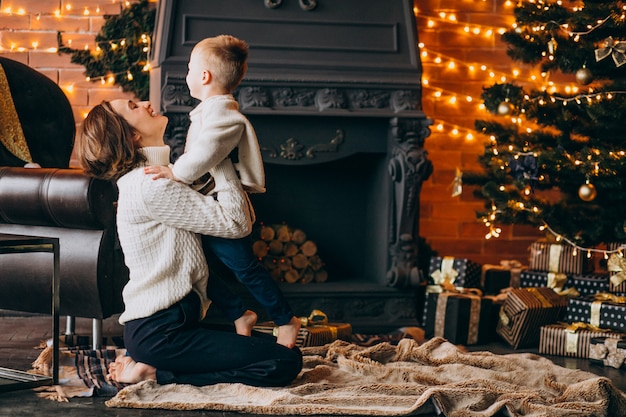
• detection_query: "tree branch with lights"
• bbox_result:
[463,0,626,250]
[57,0,155,100]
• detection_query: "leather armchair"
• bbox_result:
[0,56,127,348]
[0,167,128,347]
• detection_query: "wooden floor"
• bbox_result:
[0,312,624,417]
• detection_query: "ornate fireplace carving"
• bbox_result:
[151,0,432,331]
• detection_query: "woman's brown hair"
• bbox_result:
[77,101,146,181]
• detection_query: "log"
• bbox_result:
[314,269,328,283]
[268,240,283,255]
[259,225,275,241]
[263,257,277,270]
[308,255,323,271]
[283,241,298,257]
[284,268,299,284]
[252,240,269,258]
[275,225,291,242]
[270,267,283,281]
[300,240,317,257]
[277,257,292,271]
[292,253,309,269]
[299,267,315,284]
[291,229,307,245]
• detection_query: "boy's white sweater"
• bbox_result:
[172,94,266,193]
[116,146,252,324]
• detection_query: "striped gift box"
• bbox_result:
[539,323,625,358]
[496,287,568,349]
[528,241,584,275]
[254,322,352,347]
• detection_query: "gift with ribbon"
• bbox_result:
[589,337,626,369]
[608,253,626,293]
[481,260,525,295]
[253,309,352,347]
[428,256,482,290]
[424,288,497,345]
[566,293,626,333]
[539,322,624,358]
[528,241,585,275]
[566,273,611,297]
[496,287,568,349]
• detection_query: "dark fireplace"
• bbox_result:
[150,0,432,332]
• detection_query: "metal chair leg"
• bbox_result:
[92,318,102,350]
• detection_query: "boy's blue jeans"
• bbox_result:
[203,234,295,326]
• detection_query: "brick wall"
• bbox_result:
[416,0,542,265]
[0,0,141,163]
[0,0,539,265]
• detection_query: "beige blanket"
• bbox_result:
[106,337,626,416]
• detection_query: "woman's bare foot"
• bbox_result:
[107,355,157,384]
[276,316,301,348]
[234,309,257,336]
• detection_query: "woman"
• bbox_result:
[77,99,302,387]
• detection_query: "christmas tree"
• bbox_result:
[464,0,626,249]
[57,0,155,100]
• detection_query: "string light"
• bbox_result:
[0,1,139,53]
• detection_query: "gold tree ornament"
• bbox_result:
[575,67,593,85]
[578,182,597,201]
[497,101,514,115]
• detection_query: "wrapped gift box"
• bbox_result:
[568,274,611,297]
[607,253,626,294]
[481,261,525,294]
[520,271,610,297]
[528,241,584,275]
[565,294,626,332]
[254,321,352,347]
[519,270,570,290]
[589,337,626,369]
[428,256,482,290]
[496,287,568,349]
[425,292,498,345]
[539,323,625,358]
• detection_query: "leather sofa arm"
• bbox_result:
[0,167,117,230]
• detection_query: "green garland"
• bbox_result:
[57,0,155,100]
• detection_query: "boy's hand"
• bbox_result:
[144,165,175,180]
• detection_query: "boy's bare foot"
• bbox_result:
[234,309,257,336]
[107,355,157,384]
[276,316,301,348]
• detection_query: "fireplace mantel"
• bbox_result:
[151,0,432,331]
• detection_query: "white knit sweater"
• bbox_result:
[116,146,253,324]
[171,94,266,193]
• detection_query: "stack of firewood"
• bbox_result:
[252,223,327,284]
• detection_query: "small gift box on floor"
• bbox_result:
[481,260,525,294]
[539,322,625,358]
[496,287,568,349]
[589,337,626,369]
[428,256,482,290]
[253,310,352,347]
[566,293,626,332]
[528,241,586,275]
[424,290,497,345]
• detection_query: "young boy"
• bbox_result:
[144,35,301,348]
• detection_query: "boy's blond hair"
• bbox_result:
[192,35,249,93]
